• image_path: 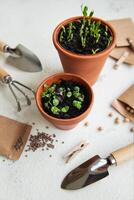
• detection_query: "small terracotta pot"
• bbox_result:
[36,73,94,130]
[53,16,116,85]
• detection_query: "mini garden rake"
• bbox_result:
[0,67,35,111]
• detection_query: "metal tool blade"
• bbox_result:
[6,44,42,72]
[61,155,109,190]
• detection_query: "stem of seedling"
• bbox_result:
[59,26,66,43]
[107,36,112,46]
[67,23,74,41]
[92,48,100,54]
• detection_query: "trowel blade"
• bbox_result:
[61,155,109,190]
[6,44,42,72]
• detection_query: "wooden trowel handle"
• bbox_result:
[0,41,8,52]
[111,143,134,165]
[0,67,9,79]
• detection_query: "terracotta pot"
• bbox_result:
[53,16,116,85]
[36,73,94,130]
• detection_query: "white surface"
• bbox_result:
[0,0,134,200]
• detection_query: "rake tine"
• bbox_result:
[13,81,35,96]
[11,82,31,106]
[8,83,21,112]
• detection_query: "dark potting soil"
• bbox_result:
[58,20,112,55]
[41,80,90,119]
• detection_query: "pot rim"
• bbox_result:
[36,72,94,123]
[53,16,116,59]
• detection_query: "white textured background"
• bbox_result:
[0,0,134,200]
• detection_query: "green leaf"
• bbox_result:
[67,23,74,41]
[73,100,82,110]
[78,95,85,102]
[73,91,80,98]
[41,92,47,97]
[48,86,56,93]
[62,25,66,33]
[52,98,59,106]
[59,87,64,92]
[67,91,72,98]
[61,106,69,113]
[41,92,51,98]
[51,106,60,114]
[44,84,49,89]
[59,30,64,43]
[91,48,100,54]
[107,36,112,46]
[89,10,94,17]
[82,5,88,17]
[74,86,80,92]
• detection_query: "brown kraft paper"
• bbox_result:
[0,115,32,160]
[109,18,134,65]
[112,84,134,122]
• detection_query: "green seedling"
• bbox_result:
[73,91,80,98]
[74,86,80,92]
[59,26,66,43]
[67,91,72,98]
[92,48,100,54]
[51,106,60,115]
[78,95,84,102]
[81,5,88,17]
[107,36,112,46]
[73,100,82,110]
[52,98,59,106]
[44,83,49,90]
[61,106,69,113]
[67,23,74,41]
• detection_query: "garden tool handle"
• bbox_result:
[0,41,8,52]
[111,143,134,165]
[0,67,10,79]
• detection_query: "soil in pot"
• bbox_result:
[58,6,113,55]
[41,79,90,119]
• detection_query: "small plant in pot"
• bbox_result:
[36,73,93,130]
[53,5,116,85]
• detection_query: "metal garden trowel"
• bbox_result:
[61,143,134,190]
[0,40,42,72]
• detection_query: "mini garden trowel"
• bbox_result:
[61,143,134,190]
[0,40,42,72]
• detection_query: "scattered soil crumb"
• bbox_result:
[84,122,89,127]
[108,112,113,117]
[62,141,64,144]
[45,126,49,129]
[49,155,52,157]
[113,65,118,70]
[32,122,35,125]
[130,127,134,132]
[97,126,103,131]
[25,155,28,157]
[47,143,54,149]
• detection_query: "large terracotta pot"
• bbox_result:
[36,73,94,130]
[53,16,116,85]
